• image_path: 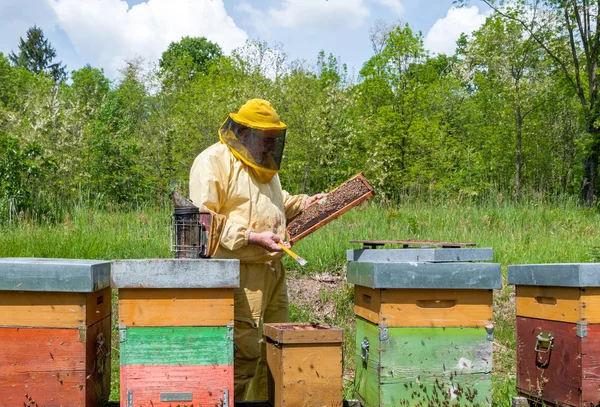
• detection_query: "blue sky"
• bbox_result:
[0,0,490,80]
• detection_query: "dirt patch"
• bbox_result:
[287,174,373,242]
[287,272,346,321]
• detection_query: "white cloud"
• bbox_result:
[237,0,370,34]
[0,0,59,57]
[43,0,248,77]
[372,0,404,16]
[424,6,489,56]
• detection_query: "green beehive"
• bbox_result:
[348,247,502,407]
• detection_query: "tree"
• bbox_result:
[9,25,67,83]
[468,13,548,200]
[463,0,600,204]
[159,36,222,83]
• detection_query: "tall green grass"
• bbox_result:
[1,199,598,404]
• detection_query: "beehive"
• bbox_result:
[348,247,502,406]
[111,259,239,407]
[264,322,344,407]
[509,263,600,406]
[0,258,112,407]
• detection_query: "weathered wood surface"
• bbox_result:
[0,316,110,407]
[581,287,600,323]
[355,317,492,406]
[0,327,85,373]
[516,317,581,406]
[354,286,493,327]
[516,286,600,324]
[85,316,111,407]
[120,326,233,366]
[516,286,581,323]
[110,259,240,289]
[347,248,494,263]
[267,342,343,407]
[0,371,87,407]
[0,287,110,329]
[118,288,233,327]
[347,261,502,289]
[0,258,110,292]
[582,324,600,406]
[263,322,343,344]
[121,364,233,407]
[508,263,600,287]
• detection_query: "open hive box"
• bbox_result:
[286,173,374,244]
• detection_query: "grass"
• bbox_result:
[1,198,599,404]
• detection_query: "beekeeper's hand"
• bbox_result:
[249,231,289,252]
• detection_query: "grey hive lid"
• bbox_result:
[111,259,240,288]
[0,258,110,292]
[347,261,502,289]
[508,263,600,287]
[347,248,494,263]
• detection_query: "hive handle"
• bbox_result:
[535,296,557,305]
[416,299,456,309]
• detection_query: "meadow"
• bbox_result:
[1,197,599,405]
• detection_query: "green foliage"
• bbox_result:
[9,25,66,83]
[0,132,56,216]
[159,36,223,84]
[1,13,599,213]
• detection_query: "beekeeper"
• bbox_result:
[189,99,323,400]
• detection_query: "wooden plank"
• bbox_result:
[355,287,493,327]
[380,373,491,406]
[85,316,111,407]
[581,287,600,323]
[380,326,492,406]
[0,327,85,373]
[354,317,381,407]
[383,288,492,327]
[515,286,581,323]
[110,259,239,289]
[120,326,233,366]
[267,343,343,407]
[516,317,582,406]
[582,323,600,406]
[86,287,111,327]
[118,288,233,327]
[0,371,86,406]
[120,364,233,407]
[354,285,382,324]
[263,323,343,344]
[0,291,86,328]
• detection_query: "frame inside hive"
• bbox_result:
[286,173,375,244]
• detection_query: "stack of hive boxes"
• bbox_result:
[0,258,112,407]
[348,247,501,406]
[111,258,239,407]
[509,263,600,406]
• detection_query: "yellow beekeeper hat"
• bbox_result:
[229,99,287,131]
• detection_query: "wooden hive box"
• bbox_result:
[111,259,239,407]
[347,248,502,406]
[508,263,600,406]
[264,322,344,407]
[0,258,112,407]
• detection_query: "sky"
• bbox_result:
[0,0,491,80]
